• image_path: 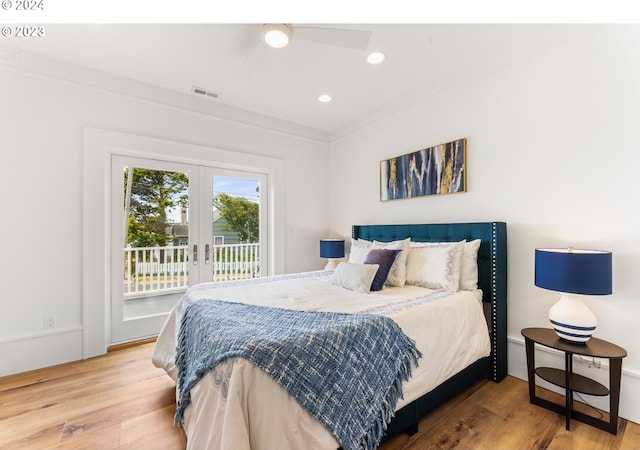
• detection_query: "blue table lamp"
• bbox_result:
[535,248,612,344]
[320,239,345,270]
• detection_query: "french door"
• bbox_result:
[110,155,267,344]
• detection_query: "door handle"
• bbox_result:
[193,244,198,265]
[205,244,210,264]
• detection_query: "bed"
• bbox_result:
[152,221,507,449]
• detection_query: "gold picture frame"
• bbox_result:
[380,138,466,201]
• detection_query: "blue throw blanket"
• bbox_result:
[175,299,422,450]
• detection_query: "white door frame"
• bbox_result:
[83,127,284,358]
[110,156,197,344]
[109,157,270,344]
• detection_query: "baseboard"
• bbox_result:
[508,335,640,425]
[107,337,157,352]
[0,328,83,377]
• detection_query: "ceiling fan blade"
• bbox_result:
[293,26,372,50]
[235,34,267,78]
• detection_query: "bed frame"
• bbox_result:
[352,221,508,439]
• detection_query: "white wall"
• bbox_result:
[329,25,640,423]
[0,55,330,375]
[2,24,639,424]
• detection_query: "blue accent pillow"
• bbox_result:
[364,249,401,291]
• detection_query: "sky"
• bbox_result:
[213,177,260,203]
[167,176,259,224]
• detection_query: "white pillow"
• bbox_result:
[460,239,481,290]
[371,238,411,287]
[405,241,465,291]
[348,238,373,263]
[330,262,379,293]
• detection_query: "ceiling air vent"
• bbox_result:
[191,86,220,99]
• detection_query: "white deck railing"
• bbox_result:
[124,243,260,298]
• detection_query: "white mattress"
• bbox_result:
[152,271,490,450]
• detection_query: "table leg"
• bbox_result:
[565,352,573,431]
[525,337,536,403]
[609,358,622,434]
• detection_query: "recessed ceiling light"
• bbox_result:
[367,51,386,65]
[318,94,332,103]
[263,24,291,49]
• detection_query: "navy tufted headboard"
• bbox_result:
[352,221,507,382]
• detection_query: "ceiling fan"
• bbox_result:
[261,24,372,50]
[237,24,373,75]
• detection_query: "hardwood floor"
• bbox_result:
[1,341,639,449]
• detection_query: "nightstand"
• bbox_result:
[521,327,627,434]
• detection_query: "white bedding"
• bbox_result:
[152,270,490,450]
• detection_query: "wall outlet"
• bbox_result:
[576,355,601,369]
[589,358,602,369]
[44,314,56,329]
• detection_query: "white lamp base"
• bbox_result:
[549,293,597,344]
[324,259,340,270]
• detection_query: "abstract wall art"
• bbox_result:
[380,138,466,201]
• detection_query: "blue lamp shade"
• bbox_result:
[535,248,612,344]
[535,248,612,295]
[320,239,345,259]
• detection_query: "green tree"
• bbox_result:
[212,193,259,242]
[124,168,188,247]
